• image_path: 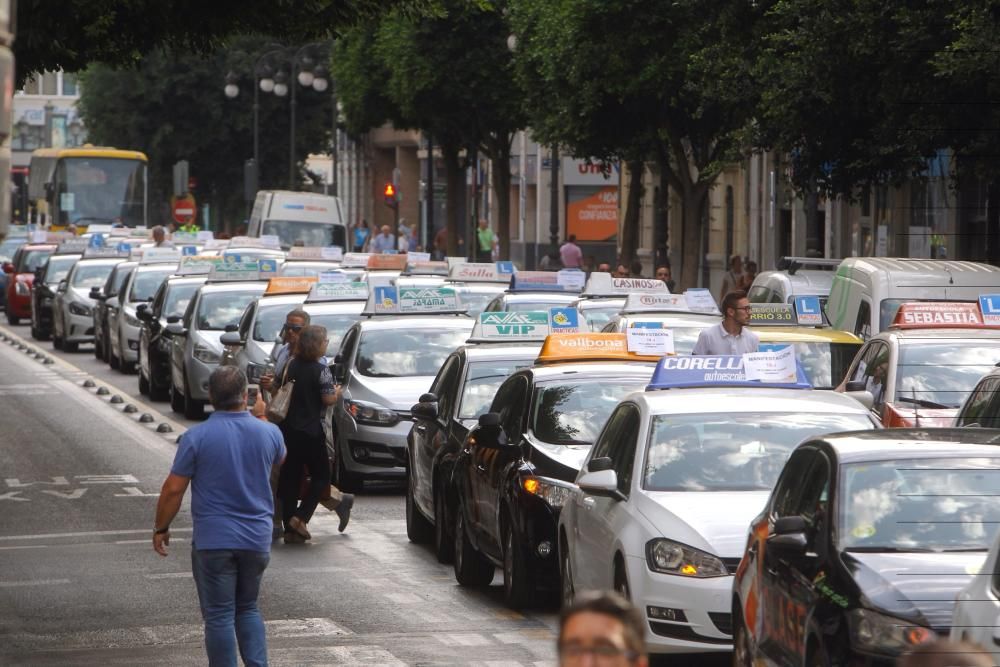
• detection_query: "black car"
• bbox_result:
[732,428,1000,667]
[138,274,206,401]
[29,253,81,340]
[92,261,136,362]
[451,361,653,608]
[406,343,541,562]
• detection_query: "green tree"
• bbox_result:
[78,38,332,229]
[511,0,758,288]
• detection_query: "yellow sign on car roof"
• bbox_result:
[753,326,862,344]
[265,276,318,295]
[536,333,663,364]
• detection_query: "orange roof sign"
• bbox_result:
[890,302,993,329]
[366,254,408,271]
[536,333,663,364]
[265,276,318,295]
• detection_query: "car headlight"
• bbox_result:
[345,399,399,426]
[15,281,30,295]
[193,344,221,364]
[848,609,933,656]
[123,311,141,327]
[69,302,92,316]
[645,538,728,578]
[521,475,576,509]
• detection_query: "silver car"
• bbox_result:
[278,260,342,277]
[330,316,474,491]
[168,280,267,419]
[109,263,178,373]
[52,257,124,352]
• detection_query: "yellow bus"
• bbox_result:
[28,146,148,230]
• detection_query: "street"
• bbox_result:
[0,322,729,665]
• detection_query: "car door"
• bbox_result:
[759,449,830,664]
[170,293,195,390]
[412,354,461,517]
[573,404,641,590]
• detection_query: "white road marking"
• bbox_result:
[0,491,28,501]
[5,476,70,487]
[264,618,353,638]
[77,474,140,484]
[437,633,492,646]
[0,527,190,541]
[0,578,70,588]
[40,489,88,499]
[0,545,47,551]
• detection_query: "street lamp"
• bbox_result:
[224,72,239,99]
[272,70,289,98]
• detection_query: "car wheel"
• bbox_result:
[6,312,19,325]
[733,605,754,667]
[93,332,103,359]
[64,340,78,353]
[560,537,575,608]
[453,506,494,587]
[502,512,532,609]
[52,328,64,350]
[332,436,361,493]
[433,486,453,564]
[613,557,631,602]
[170,383,184,413]
[182,375,205,420]
[405,470,432,544]
[138,368,150,395]
[149,372,169,402]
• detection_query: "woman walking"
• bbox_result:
[275,325,338,543]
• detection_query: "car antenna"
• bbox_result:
[912,387,921,428]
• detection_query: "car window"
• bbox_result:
[770,450,818,519]
[956,377,998,426]
[150,282,167,318]
[309,313,362,355]
[459,359,534,420]
[128,269,173,303]
[644,414,871,492]
[337,326,359,364]
[492,375,529,440]
[748,286,771,303]
[851,341,889,411]
[580,306,619,332]
[855,299,872,339]
[355,328,468,378]
[896,342,1000,409]
[239,301,256,339]
[531,379,645,446]
[71,263,115,288]
[260,220,346,249]
[18,249,53,273]
[196,290,261,331]
[610,405,641,495]
[252,303,287,343]
[429,354,460,416]
[164,283,200,320]
[484,296,503,313]
[45,256,78,284]
[434,356,462,421]
[454,289,499,318]
[109,266,134,297]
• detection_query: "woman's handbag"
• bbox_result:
[266,364,294,423]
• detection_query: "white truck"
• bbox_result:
[247,190,347,251]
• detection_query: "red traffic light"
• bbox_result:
[383,183,396,197]
[383,183,399,209]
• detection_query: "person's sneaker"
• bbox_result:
[283,531,306,545]
[289,516,311,540]
[335,494,354,532]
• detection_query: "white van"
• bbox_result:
[825,257,1000,339]
[247,190,347,250]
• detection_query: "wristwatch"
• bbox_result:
[154,526,170,535]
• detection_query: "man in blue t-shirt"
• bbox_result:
[153,366,285,667]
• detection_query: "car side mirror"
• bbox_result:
[136,302,149,316]
[57,279,68,293]
[220,331,243,347]
[224,323,239,333]
[589,456,614,472]
[768,515,809,555]
[845,380,866,392]
[473,412,509,448]
[163,322,186,337]
[89,286,102,300]
[577,469,624,501]
[411,400,438,421]
[166,315,181,324]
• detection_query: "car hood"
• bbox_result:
[349,373,433,411]
[637,491,771,557]
[844,551,987,630]
[194,330,224,354]
[70,287,94,305]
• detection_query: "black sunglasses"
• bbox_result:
[283,324,304,333]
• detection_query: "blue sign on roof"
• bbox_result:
[647,355,812,391]
[793,295,823,325]
[496,261,515,275]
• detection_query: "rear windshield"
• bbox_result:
[532,380,645,446]
[71,263,116,289]
[895,342,1000,408]
[196,290,261,331]
[759,341,860,389]
[261,220,347,249]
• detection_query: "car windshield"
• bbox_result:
[163,283,201,319]
[356,328,469,378]
[644,413,874,492]
[197,290,261,331]
[759,342,860,389]
[128,269,173,303]
[45,256,79,284]
[532,380,646,446]
[18,249,53,273]
[71,263,116,288]
[309,313,362,354]
[459,360,534,419]
[261,220,347,249]
[895,342,1000,408]
[579,306,620,331]
[839,457,1000,552]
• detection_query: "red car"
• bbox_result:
[4,243,56,324]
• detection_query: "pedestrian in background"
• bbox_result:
[153,366,285,667]
[475,219,497,262]
[371,225,395,254]
[719,254,743,304]
[739,259,758,291]
[274,325,340,543]
[897,639,993,666]
[655,264,676,292]
[539,249,563,271]
[614,263,629,278]
[397,221,410,254]
[558,591,648,667]
[629,259,644,278]
[151,225,175,248]
[352,220,370,252]
[692,290,759,355]
[560,234,583,268]
[597,262,612,273]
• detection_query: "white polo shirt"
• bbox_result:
[691,323,759,356]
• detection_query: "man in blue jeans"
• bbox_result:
[153,366,285,666]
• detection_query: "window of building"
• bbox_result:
[61,72,78,96]
[41,72,58,96]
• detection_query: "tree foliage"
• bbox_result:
[78,38,332,229]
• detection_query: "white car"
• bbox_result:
[951,513,1000,659]
[558,355,877,655]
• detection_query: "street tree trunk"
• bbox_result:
[441,143,465,257]
[659,140,713,291]
[619,160,644,264]
[492,150,513,261]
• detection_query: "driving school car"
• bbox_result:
[442,262,513,317]
[571,272,671,332]
[601,290,721,354]
[838,298,1000,427]
[560,354,876,655]
[483,270,583,314]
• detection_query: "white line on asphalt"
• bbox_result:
[0,545,47,551]
[144,572,190,579]
[0,578,70,588]
[0,527,191,541]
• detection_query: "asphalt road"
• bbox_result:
[0,321,728,666]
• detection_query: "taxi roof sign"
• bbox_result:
[535,333,662,364]
[139,248,182,265]
[447,262,514,283]
[208,260,262,282]
[362,285,467,316]
[366,254,408,271]
[509,270,583,293]
[468,311,550,343]
[265,276,318,295]
[890,301,998,329]
[306,281,369,303]
[287,246,344,261]
[748,303,797,326]
[177,257,223,275]
[403,260,448,276]
[582,273,670,298]
[340,252,371,268]
[228,235,282,250]
[82,247,127,259]
[647,355,812,390]
[622,290,721,315]
[55,238,89,255]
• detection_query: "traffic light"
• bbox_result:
[383,183,399,209]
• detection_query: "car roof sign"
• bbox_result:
[890,301,996,329]
[469,311,550,343]
[177,257,223,275]
[367,254,408,271]
[139,248,182,265]
[82,247,127,259]
[287,246,344,261]
[340,252,371,268]
[306,281,369,303]
[209,260,261,282]
[362,285,466,316]
[265,276,318,295]
[228,235,281,250]
[622,290,721,315]
[647,354,812,390]
[404,260,448,276]
[793,295,824,325]
[748,303,798,326]
[509,270,583,293]
[535,333,662,364]
[55,238,89,255]
[980,295,1000,325]
[581,273,670,298]
[446,262,513,283]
